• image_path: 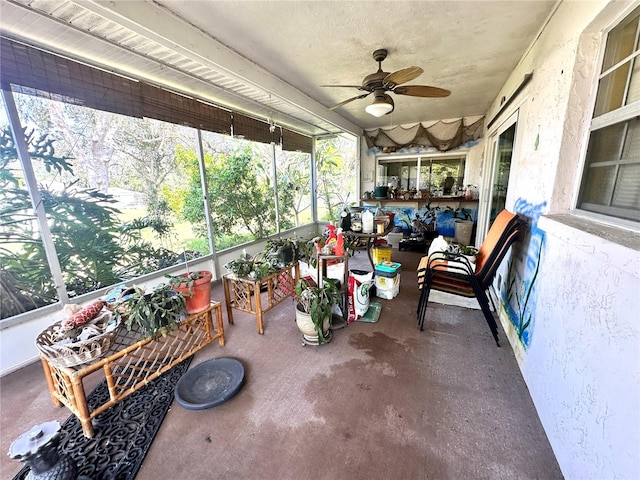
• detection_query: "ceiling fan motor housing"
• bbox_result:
[362,71,390,91]
[361,49,390,91]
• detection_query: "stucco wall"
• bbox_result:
[531,216,639,479]
[488,1,640,479]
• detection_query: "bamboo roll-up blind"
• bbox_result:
[282,128,313,153]
[141,83,231,135]
[1,37,143,118]
[1,36,313,152]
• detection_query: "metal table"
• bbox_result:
[345,223,395,269]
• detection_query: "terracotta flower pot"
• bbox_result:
[172,271,213,314]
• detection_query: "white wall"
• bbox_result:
[531,216,639,479]
[487,1,640,479]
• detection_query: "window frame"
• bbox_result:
[575,6,640,226]
[375,152,468,194]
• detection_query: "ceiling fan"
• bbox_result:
[323,49,451,117]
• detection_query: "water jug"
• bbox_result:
[362,210,374,233]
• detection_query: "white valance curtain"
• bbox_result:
[364,116,484,153]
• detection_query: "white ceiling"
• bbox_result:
[0,0,558,137]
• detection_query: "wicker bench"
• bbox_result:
[40,302,224,438]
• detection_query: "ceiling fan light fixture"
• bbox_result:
[365,93,394,117]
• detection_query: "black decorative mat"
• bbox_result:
[12,356,192,480]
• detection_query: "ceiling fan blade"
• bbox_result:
[328,93,371,110]
[383,67,423,88]
[394,85,451,98]
[320,84,363,88]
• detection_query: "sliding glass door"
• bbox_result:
[478,112,518,242]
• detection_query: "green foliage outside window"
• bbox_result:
[0,128,190,319]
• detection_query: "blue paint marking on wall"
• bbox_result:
[502,198,547,348]
[430,207,478,238]
[378,205,478,237]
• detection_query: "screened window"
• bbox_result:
[276,148,312,228]
[316,135,358,222]
[0,36,329,322]
[578,7,640,222]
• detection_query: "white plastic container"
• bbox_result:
[362,210,374,234]
[375,273,400,299]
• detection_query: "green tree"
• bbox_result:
[277,150,311,227]
[175,140,309,246]
[215,147,270,238]
[315,136,357,222]
[15,95,118,192]
[0,128,185,319]
[1,127,72,315]
[112,118,187,214]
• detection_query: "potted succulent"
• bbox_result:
[459,244,479,264]
[294,277,341,345]
[165,270,213,314]
[116,283,186,339]
[451,244,479,264]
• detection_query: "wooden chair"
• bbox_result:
[416,209,526,346]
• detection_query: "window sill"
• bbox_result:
[541,214,640,252]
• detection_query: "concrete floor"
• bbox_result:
[1,249,563,479]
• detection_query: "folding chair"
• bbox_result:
[416,209,526,346]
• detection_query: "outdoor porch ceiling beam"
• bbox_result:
[75,0,361,136]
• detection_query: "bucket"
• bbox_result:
[373,245,392,265]
[374,186,389,199]
[454,220,474,246]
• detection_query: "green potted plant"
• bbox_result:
[265,237,302,267]
[165,270,213,314]
[455,244,479,264]
[294,277,341,345]
[414,204,440,240]
[117,283,186,339]
[224,254,272,280]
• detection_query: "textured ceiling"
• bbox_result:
[0,0,557,136]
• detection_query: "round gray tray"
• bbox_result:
[174,358,244,410]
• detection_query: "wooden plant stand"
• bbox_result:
[223,263,299,334]
[40,302,224,438]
